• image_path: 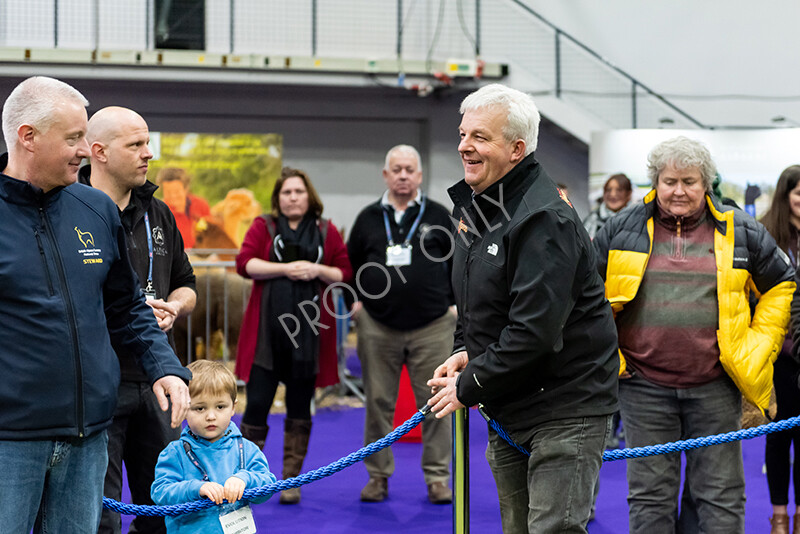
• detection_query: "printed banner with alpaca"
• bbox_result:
[148,132,282,250]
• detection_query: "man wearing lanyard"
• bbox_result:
[347,144,457,504]
[80,106,197,534]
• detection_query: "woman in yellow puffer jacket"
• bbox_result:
[594,136,795,534]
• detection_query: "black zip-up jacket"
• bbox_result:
[448,153,619,433]
[79,166,196,381]
[0,154,191,440]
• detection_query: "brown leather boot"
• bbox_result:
[771,513,790,534]
[279,418,312,504]
[240,423,268,450]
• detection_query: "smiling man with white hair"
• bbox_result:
[428,83,619,533]
[0,77,191,534]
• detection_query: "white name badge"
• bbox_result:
[220,505,257,534]
[386,244,412,266]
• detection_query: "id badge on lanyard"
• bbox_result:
[219,505,256,534]
[386,243,412,266]
[383,196,425,268]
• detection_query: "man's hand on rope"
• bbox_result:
[427,350,469,419]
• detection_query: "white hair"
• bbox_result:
[2,76,89,150]
[646,136,717,192]
[384,144,422,173]
[460,83,540,155]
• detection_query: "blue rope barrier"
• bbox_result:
[103,406,431,517]
[105,406,800,518]
[483,411,800,462]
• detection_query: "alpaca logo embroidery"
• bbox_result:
[74,226,95,248]
[152,226,165,247]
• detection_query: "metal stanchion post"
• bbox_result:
[453,408,469,534]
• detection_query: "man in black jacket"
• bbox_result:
[348,144,456,504]
[81,106,196,534]
[427,84,619,533]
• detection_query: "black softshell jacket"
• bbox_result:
[448,154,619,434]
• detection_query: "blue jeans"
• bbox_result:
[0,431,108,534]
[618,373,744,534]
[485,414,611,534]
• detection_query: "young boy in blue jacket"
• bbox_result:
[152,360,277,533]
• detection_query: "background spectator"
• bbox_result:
[235,167,351,505]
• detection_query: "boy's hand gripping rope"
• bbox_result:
[103,405,433,517]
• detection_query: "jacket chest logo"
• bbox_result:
[152,225,165,247]
[487,243,499,256]
[557,187,573,208]
[75,226,103,264]
[74,226,94,248]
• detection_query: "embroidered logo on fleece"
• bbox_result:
[75,226,103,265]
[152,225,165,247]
[74,226,95,248]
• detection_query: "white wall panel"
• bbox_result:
[1,0,55,48]
[232,0,312,56]
[56,0,94,49]
[98,0,148,50]
[317,1,394,58]
[205,0,231,53]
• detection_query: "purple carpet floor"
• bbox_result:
[119,406,781,533]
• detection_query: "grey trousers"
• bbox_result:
[486,415,611,534]
[357,309,455,484]
[619,374,744,534]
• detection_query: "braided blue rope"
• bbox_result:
[103,406,430,517]
[485,412,800,462]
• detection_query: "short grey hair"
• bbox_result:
[2,76,89,150]
[646,136,717,192]
[384,144,422,173]
[460,83,540,155]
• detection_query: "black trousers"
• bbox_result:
[766,349,800,506]
[99,382,180,534]
[242,363,316,424]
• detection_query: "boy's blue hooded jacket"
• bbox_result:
[152,422,276,533]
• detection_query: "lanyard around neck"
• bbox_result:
[382,195,426,247]
[183,435,244,482]
[143,212,154,293]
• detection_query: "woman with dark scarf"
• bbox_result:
[235,167,352,504]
